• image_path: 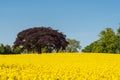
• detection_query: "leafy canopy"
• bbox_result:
[14,27,68,53]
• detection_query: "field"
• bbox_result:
[0,53,120,80]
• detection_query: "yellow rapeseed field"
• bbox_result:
[0,53,120,80]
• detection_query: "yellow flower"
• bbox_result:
[0,53,120,79]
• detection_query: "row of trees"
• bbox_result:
[0,27,81,54]
[0,38,80,54]
[2,26,120,54]
[0,44,21,54]
[82,27,120,53]
[1,26,120,54]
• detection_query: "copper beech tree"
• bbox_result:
[14,27,68,53]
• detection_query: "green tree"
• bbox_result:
[116,27,120,53]
[65,38,81,52]
[82,40,101,53]
[82,45,92,52]
[13,46,21,54]
[0,44,5,54]
[4,45,13,54]
[82,28,117,53]
[99,28,117,53]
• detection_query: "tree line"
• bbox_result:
[0,27,80,54]
[1,26,119,54]
[0,44,21,54]
[82,27,120,53]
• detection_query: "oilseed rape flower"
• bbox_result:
[0,53,120,80]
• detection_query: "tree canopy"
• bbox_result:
[14,27,69,53]
[116,27,120,53]
[65,38,81,52]
[0,44,21,54]
[82,28,117,53]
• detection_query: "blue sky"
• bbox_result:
[0,0,120,49]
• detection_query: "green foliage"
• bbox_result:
[0,44,22,54]
[82,28,117,53]
[13,47,21,54]
[4,45,13,54]
[116,27,120,53]
[0,44,5,54]
[65,38,81,52]
[99,28,117,53]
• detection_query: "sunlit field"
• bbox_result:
[0,53,120,80]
